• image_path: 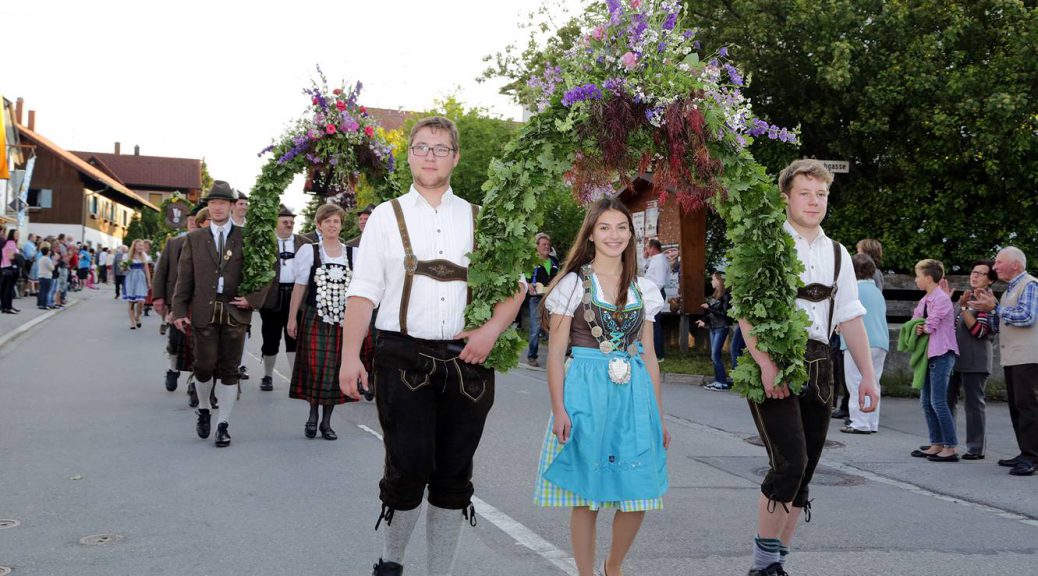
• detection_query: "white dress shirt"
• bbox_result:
[347,186,479,340]
[783,221,866,344]
[293,241,347,285]
[643,253,670,294]
[209,221,232,294]
[276,235,296,284]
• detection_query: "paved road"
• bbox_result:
[1,285,1036,575]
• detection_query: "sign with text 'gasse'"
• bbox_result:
[818,159,850,174]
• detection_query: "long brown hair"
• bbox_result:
[541,198,639,330]
[711,271,726,300]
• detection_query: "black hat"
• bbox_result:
[189,200,208,216]
[278,204,295,218]
[356,203,376,215]
[236,190,249,201]
[204,181,236,202]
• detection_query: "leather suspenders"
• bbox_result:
[795,238,842,338]
[390,198,479,336]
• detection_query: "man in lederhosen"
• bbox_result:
[257,205,308,391]
[339,117,524,576]
[153,202,204,393]
[738,159,879,576]
[172,181,267,448]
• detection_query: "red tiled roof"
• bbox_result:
[365,107,415,133]
[70,151,202,191]
[15,124,158,211]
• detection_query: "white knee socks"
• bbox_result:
[382,506,421,565]
[168,354,178,371]
[262,354,277,378]
[215,382,237,424]
[196,379,214,410]
[426,504,463,576]
[286,351,295,371]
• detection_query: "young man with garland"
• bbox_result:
[738,159,879,576]
[257,205,308,391]
[172,181,267,448]
[231,190,252,382]
[339,117,525,576]
[152,203,203,393]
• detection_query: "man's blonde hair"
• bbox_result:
[409,116,459,153]
[778,159,834,196]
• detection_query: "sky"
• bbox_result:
[2,0,585,214]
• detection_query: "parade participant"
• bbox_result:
[123,239,151,329]
[153,205,201,392]
[739,160,879,576]
[113,245,127,299]
[184,207,211,408]
[526,232,559,367]
[232,190,251,380]
[286,204,352,438]
[345,203,376,388]
[142,240,154,315]
[339,116,525,576]
[534,198,669,576]
[172,181,267,448]
[258,205,307,392]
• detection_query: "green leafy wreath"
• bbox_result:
[240,67,397,295]
[467,0,809,402]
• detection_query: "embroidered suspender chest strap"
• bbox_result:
[390,198,479,336]
[794,238,842,337]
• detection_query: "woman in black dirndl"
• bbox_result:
[287,204,353,440]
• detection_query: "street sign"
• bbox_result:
[7,198,26,212]
[818,159,850,174]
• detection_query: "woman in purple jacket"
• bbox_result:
[909,259,961,462]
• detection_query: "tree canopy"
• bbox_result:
[484,0,1038,272]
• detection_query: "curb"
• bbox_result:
[0,299,82,351]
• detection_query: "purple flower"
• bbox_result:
[606,0,623,24]
[658,41,667,53]
[748,119,770,137]
[692,40,701,49]
[628,13,648,46]
[684,30,695,40]
[719,46,729,57]
[603,77,625,93]
[768,125,779,139]
[724,64,743,86]
[257,144,275,157]
[561,83,603,107]
[663,12,677,31]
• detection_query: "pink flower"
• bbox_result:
[325,124,337,135]
[311,97,319,105]
[621,51,638,69]
[335,100,346,111]
[364,126,374,137]
[333,88,342,95]
[359,106,367,114]
[591,25,605,40]
[631,0,642,7]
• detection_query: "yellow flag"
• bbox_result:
[0,96,9,180]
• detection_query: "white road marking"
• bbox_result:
[354,423,578,575]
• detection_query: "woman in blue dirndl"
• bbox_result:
[122,239,152,329]
[534,198,669,576]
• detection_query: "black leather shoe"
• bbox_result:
[305,421,318,439]
[196,410,211,439]
[187,382,199,408]
[911,449,937,458]
[927,453,960,462]
[319,423,338,441]
[372,558,403,576]
[215,422,231,447]
[999,456,1024,467]
[831,409,849,419]
[748,562,787,576]
[260,376,273,391]
[165,370,179,392]
[238,366,250,380]
[1009,461,1037,476]
[961,452,985,460]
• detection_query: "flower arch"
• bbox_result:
[240,67,397,295]
[466,0,809,402]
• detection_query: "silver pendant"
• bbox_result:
[608,357,631,385]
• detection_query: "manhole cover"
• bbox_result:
[79,534,124,545]
[0,566,11,576]
[744,435,844,449]
[0,519,18,529]
[753,466,865,487]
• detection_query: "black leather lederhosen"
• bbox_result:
[747,238,842,511]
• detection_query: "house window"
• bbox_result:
[122,209,128,227]
[89,196,99,216]
[27,189,53,208]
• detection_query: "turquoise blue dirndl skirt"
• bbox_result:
[534,345,668,511]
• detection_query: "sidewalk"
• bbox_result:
[0,282,112,350]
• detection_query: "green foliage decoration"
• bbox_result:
[471,0,809,399]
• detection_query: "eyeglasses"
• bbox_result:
[410,144,455,158]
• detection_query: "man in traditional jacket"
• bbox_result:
[339,117,525,576]
[172,181,267,448]
[258,205,308,391]
[152,203,202,392]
